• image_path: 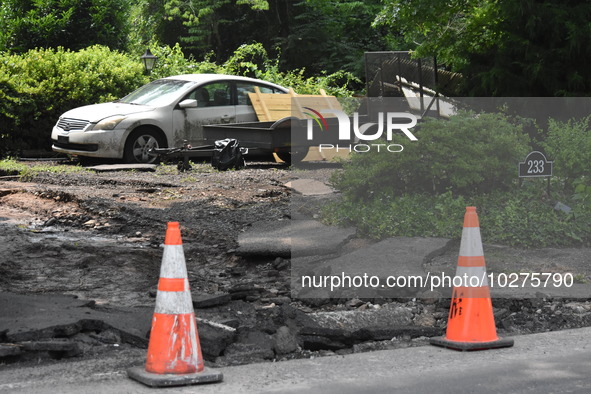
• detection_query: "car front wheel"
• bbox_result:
[124,129,165,164]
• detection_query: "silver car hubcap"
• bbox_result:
[132,135,158,163]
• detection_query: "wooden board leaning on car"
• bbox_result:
[248,87,342,122]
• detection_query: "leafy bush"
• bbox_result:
[474,184,591,247]
[322,111,591,247]
[148,42,360,96]
[0,46,147,155]
[542,117,591,191]
[330,111,531,201]
[221,43,360,96]
[0,0,130,53]
[322,182,591,247]
[322,190,467,239]
[149,43,224,79]
[573,177,591,205]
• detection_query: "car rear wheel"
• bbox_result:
[124,129,165,164]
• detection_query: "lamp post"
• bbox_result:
[140,49,158,73]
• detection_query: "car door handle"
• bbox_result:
[221,115,233,123]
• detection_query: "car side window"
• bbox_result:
[185,87,210,107]
[186,82,232,107]
[236,82,282,106]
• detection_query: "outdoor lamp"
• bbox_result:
[141,49,158,73]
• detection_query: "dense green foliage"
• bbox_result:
[375,0,591,96]
[542,117,591,190]
[147,42,360,96]
[3,0,591,96]
[278,0,389,78]
[138,0,388,79]
[0,0,130,52]
[0,0,389,84]
[161,0,269,54]
[0,46,147,155]
[323,112,591,247]
[322,183,591,248]
[330,112,530,198]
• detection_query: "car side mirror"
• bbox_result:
[179,99,198,109]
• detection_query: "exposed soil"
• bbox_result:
[0,160,296,306]
[1,159,590,367]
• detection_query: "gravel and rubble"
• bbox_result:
[0,159,590,368]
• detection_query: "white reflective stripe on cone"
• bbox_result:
[160,245,189,278]
[155,289,194,315]
[459,227,484,257]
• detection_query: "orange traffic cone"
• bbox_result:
[430,207,513,351]
[127,222,223,387]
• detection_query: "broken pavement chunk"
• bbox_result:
[0,343,22,357]
[192,292,232,309]
[284,179,336,196]
[237,220,355,258]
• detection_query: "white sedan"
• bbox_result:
[51,74,289,163]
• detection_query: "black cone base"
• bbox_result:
[430,336,514,351]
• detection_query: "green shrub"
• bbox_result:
[221,43,360,96]
[322,191,467,239]
[148,42,360,96]
[0,46,147,155]
[330,111,531,201]
[0,0,130,53]
[573,177,591,205]
[542,117,591,191]
[322,111,591,247]
[474,184,591,247]
[149,43,224,79]
[322,182,591,247]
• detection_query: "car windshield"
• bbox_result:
[119,79,194,106]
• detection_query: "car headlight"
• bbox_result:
[92,115,126,131]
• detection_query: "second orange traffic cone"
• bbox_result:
[127,222,223,387]
[430,207,513,351]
